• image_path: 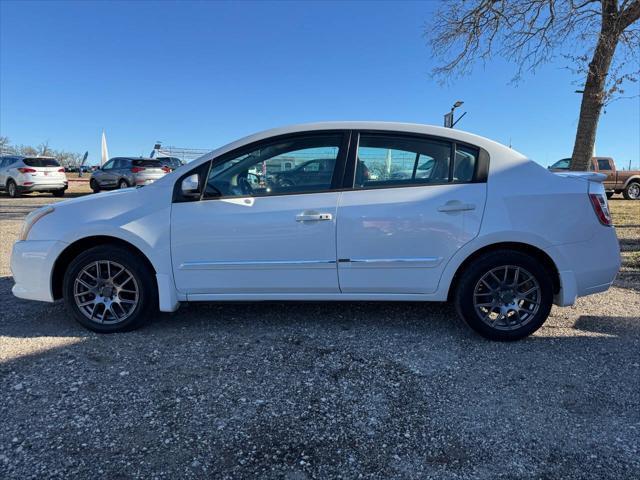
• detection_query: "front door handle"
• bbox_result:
[438,201,476,213]
[296,211,333,222]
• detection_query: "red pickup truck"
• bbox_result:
[549,157,640,200]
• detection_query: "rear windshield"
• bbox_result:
[23,158,60,167]
[132,159,162,167]
[158,157,182,168]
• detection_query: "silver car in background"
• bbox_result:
[0,155,68,197]
[89,157,170,192]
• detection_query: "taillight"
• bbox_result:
[162,166,171,173]
[18,167,36,174]
[131,167,145,173]
[58,168,65,173]
[589,193,612,226]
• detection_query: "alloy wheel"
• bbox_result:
[73,260,139,324]
[628,183,640,199]
[473,265,541,331]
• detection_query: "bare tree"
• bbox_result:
[37,141,52,156]
[0,136,13,155]
[426,0,640,170]
[1,138,85,166]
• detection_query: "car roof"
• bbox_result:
[195,121,527,166]
[0,155,57,160]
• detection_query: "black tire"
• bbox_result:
[62,245,157,333]
[454,250,553,341]
[118,179,130,189]
[6,179,19,198]
[606,191,614,199]
[90,179,100,193]
[623,181,640,200]
[52,189,66,197]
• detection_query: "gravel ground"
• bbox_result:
[1,192,639,479]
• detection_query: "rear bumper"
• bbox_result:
[18,181,67,192]
[546,227,621,306]
[11,240,68,302]
[134,174,165,186]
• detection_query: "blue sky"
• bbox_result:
[1,0,638,167]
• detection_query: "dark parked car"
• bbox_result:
[270,158,335,188]
[90,157,170,193]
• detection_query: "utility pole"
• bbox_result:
[444,100,466,128]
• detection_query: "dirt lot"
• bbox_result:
[0,186,638,479]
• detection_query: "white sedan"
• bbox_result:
[10,122,620,340]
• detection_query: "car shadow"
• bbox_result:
[2,274,639,478]
[1,274,638,342]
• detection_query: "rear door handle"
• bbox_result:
[438,202,476,213]
[296,212,333,222]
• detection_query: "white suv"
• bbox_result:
[10,122,621,340]
[0,155,68,197]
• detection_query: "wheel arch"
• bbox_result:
[446,241,561,301]
[623,176,640,188]
[51,235,157,300]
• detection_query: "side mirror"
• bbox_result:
[181,174,200,197]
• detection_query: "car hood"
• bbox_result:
[53,187,140,209]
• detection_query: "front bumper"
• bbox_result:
[11,240,68,302]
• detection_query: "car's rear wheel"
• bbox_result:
[6,180,18,198]
[623,181,640,200]
[118,179,130,189]
[52,189,65,197]
[454,250,553,341]
[63,245,157,333]
[90,179,100,193]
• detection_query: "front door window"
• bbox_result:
[204,134,343,198]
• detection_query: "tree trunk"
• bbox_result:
[570,14,620,171]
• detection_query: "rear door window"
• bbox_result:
[23,158,60,167]
[354,134,452,188]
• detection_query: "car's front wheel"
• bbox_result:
[6,180,18,198]
[90,179,100,193]
[63,245,157,333]
[455,250,553,341]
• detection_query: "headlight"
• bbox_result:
[18,206,55,241]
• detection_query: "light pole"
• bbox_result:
[444,100,466,128]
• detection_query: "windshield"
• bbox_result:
[550,158,571,169]
[23,158,60,167]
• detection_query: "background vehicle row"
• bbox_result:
[0,155,68,197]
